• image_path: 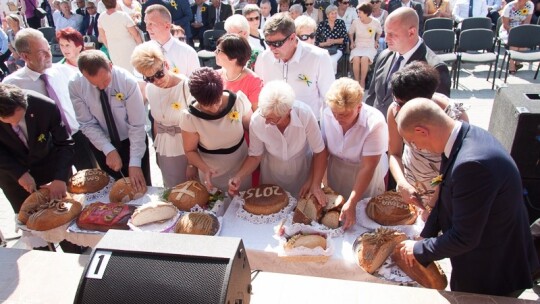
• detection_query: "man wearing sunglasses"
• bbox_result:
[69,50,152,193]
[255,13,334,121]
[363,7,450,118]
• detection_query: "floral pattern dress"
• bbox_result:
[315,18,349,51]
[499,0,534,43]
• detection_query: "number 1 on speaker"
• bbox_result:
[86,250,112,279]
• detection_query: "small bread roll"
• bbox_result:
[285,234,327,250]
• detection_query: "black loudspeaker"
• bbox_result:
[488,85,540,180]
[74,230,251,304]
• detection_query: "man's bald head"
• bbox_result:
[384,7,419,54]
[386,7,419,31]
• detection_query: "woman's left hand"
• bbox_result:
[186,165,198,181]
[339,200,357,230]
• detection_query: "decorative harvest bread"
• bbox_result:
[68,169,109,194]
[26,198,82,231]
[77,202,135,232]
[391,247,448,289]
[293,196,323,225]
[285,234,327,250]
[18,189,50,224]
[243,184,288,215]
[168,181,209,211]
[109,178,147,204]
[366,191,418,226]
[354,227,407,274]
[320,211,340,229]
[131,201,178,226]
[174,212,219,236]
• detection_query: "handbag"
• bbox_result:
[28,0,46,19]
[323,45,338,55]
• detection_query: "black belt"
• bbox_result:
[198,136,244,155]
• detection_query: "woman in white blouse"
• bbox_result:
[321,77,388,229]
[228,80,327,205]
[131,43,193,188]
[303,0,323,24]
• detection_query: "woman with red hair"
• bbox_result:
[56,27,84,74]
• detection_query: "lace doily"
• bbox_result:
[375,256,419,287]
[69,176,115,204]
[356,197,425,239]
[274,224,333,258]
[283,213,344,238]
[234,191,297,224]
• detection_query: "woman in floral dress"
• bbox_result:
[500,0,534,73]
[316,5,349,74]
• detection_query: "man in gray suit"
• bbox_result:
[363,7,450,117]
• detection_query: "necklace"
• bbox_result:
[224,68,244,82]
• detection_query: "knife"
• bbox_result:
[119,170,130,184]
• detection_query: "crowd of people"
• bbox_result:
[0,0,538,299]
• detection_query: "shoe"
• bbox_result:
[509,70,517,75]
[516,63,523,71]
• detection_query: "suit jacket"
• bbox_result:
[190,3,210,29]
[76,7,86,17]
[208,3,233,28]
[363,41,451,117]
[141,0,193,38]
[0,90,74,183]
[387,0,424,30]
[414,122,539,296]
[80,13,100,37]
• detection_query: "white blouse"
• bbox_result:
[249,101,325,160]
[321,103,388,163]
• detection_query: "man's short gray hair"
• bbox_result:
[224,14,250,34]
[242,3,260,15]
[258,80,295,117]
[289,4,303,14]
[14,28,45,54]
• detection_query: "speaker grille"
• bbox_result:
[78,252,229,304]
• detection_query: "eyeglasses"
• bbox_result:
[305,2,314,5]
[246,16,260,21]
[260,112,287,125]
[298,33,316,41]
[265,33,292,48]
[143,66,165,83]
[177,36,186,42]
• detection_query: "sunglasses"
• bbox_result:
[341,1,350,4]
[305,2,314,5]
[246,16,260,21]
[143,66,165,83]
[265,33,292,48]
[298,33,316,41]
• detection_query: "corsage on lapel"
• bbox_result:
[170,0,178,9]
[298,74,312,87]
[431,174,443,187]
[112,89,125,101]
[37,133,46,143]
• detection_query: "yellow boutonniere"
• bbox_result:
[201,6,206,12]
[170,0,178,9]
[228,110,240,122]
[112,90,125,101]
[520,8,529,15]
[298,74,312,87]
[431,174,443,187]
[172,66,180,74]
[37,133,46,143]
[171,102,181,110]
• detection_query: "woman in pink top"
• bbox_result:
[215,34,263,110]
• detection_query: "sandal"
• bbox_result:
[515,63,523,71]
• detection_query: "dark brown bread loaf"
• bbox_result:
[366,191,417,226]
[391,247,448,289]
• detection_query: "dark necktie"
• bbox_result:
[468,0,473,17]
[387,55,404,82]
[39,74,72,134]
[13,124,28,148]
[440,153,449,172]
[87,16,94,35]
[99,89,121,149]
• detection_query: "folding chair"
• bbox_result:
[423,17,454,32]
[455,28,499,89]
[461,17,493,31]
[197,29,226,68]
[214,21,225,30]
[38,26,56,44]
[499,24,540,83]
[423,29,458,84]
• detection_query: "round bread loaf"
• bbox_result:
[354,227,407,274]
[68,169,109,194]
[168,181,209,211]
[77,202,135,232]
[243,184,288,215]
[174,212,219,235]
[320,210,341,229]
[26,198,82,231]
[109,178,147,204]
[131,202,178,226]
[285,234,327,250]
[18,189,50,224]
[391,247,448,289]
[365,191,418,226]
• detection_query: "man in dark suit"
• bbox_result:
[190,0,210,47]
[75,0,87,16]
[396,98,540,297]
[387,0,423,28]
[0,84,74,213]
[363,7,450,118]
[80,1,99,39]
[208,0,233,28]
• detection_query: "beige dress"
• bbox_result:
[180,91,252,192]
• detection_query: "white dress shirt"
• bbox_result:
[69,66,147,167]
[255,41,335,120]
[452,0,488,22]
[53,10,83,31]
[3,64,80,134]
[147,36,200,77]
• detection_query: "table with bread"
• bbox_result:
[16,172,450,290]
